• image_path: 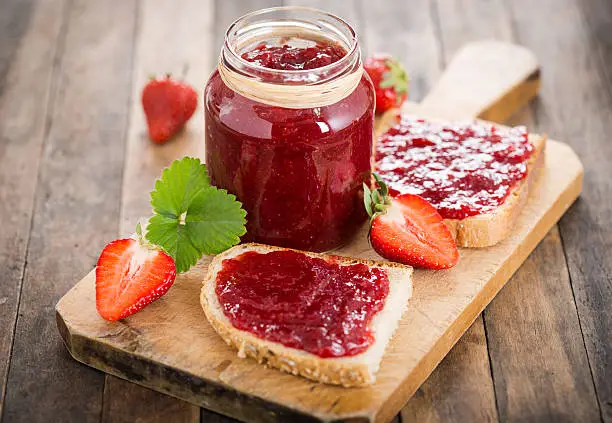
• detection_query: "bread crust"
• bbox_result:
[375,110,546,247]
[201,243,412,387]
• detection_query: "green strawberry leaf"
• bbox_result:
[379,58,409,100]
[145,157,246,273]
[150,157,210,218]
[146,214,203,273]
[184,186,247,256]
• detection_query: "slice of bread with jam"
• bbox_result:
[201,243,413,387]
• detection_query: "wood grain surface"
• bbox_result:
[0,0,64,417]
[486,226,600,422]
[1,1,609,422]
[505,0,612,420]
[2,1,136,421]
[512,0,612,422]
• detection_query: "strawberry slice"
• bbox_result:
[95,237,176,321]
[364,175,459,269]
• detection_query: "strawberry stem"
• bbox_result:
[134,221,151,248]
[363,173,392,222]
[134,219,159,251]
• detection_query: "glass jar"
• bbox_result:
[205,7,375,251]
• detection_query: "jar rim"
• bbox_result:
[223,6,359,78]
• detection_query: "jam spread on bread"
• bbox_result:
[376,116,535,220]
[241,41,347,70]
[215,250,389,358]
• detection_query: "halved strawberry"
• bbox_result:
[95,237,176,321]
[364,175,458,269]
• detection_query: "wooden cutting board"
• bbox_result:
[56,41,583,423]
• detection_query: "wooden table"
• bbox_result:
[0,0,609,422]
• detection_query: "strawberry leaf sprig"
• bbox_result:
[145,157,246,273]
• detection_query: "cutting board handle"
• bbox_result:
[417,40,540,121]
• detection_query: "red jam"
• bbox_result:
[241,42,347,70]
[205,42,374,251]
[215,250,390,358]
[376,116,535,220]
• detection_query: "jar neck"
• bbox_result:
[220,6,361,86]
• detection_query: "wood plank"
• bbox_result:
[459,0,603,420]
[574,0,612,417]
[434,0,513,55]
[401,320,496,423]
[418,40,539,123]
[108,0,216,422]
[432,2,599,422]
[431,0,539,126]
[200,410,244,423]
[505,0,612,420]
[359,0,441,100]
[564,2,612,420]
[485,227,600,422]
[579,0,612,80]
[283,0,362,32]
[0,0,65,416]
[212,0,283,60]
[0,0,34,95]
[103,377,200,423]
[1,0,137,421]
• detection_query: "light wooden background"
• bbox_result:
[0,0,610,422]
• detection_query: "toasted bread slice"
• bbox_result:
[201,243,413,387]
[375,110,546,248]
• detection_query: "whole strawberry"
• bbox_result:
[364,55,409,114]
[364,174,458,269]
[142,75,197,143]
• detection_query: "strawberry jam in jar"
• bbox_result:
[205,7,375,251]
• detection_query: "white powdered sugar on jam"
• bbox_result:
[376,115,535,220]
